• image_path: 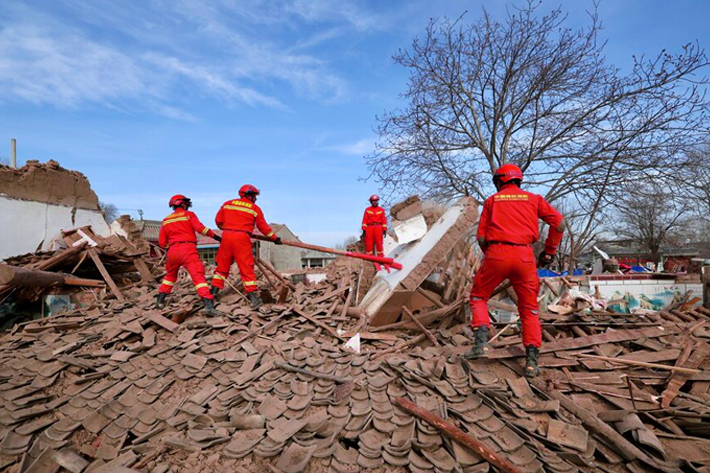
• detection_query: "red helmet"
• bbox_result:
[369,194,380,202]
[493,164,524,183]
[168,194,191,207]
[239,184,260,198]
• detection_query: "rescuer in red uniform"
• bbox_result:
[210,185,281,309]
[466,165,565,377]
[361,195,387,259]
[157,195,221,316]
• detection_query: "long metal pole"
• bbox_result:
[250,234,402,270]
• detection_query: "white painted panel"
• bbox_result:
[0,196,110,260]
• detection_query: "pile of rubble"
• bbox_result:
[0,226,158,327]
[0,198,709,473]
[0,253,708,473]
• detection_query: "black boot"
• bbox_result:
[203,298,219,317]
[210,285,220,300]
[247,292,263,309]
[525,346,540,378]
[156,293,167,309]
[464,326,489,359]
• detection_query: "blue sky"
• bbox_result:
[1,0,709,245]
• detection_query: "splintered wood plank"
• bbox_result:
[87,249,125,300]
[132,257,155,283]
[661,341,710,408]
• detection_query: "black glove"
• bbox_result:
[538,251,554,268]
[274,237,282,245]
[213,234,222,242]
[361,230,367,240]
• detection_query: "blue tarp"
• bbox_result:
[630,266,652,273]
[538,269,584,277]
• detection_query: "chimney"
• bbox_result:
[10,138,16,168]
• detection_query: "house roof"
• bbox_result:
[597,243,702,258]
[301,249,337,260]
[136,220,161,242]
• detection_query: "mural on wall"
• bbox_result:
[606,287,696,313]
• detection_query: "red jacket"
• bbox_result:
[477,184,564,254]
[159,209,214,248]
[215,198,277,240]
[362,205,387,230]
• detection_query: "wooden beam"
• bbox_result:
[661,341,710,408]
[87,249,125,300]
[577,354,701,375]
[254,258,278,289]
[256,258,296,290]
[416,287,445,308]
[529,381,681,473]
[0,242,88,296]
[370,298,465,332]
[393,397,524,473]
[0,265,103,288]
[485,326,681,359]
[402,306,440,347]
[293,308,345,342]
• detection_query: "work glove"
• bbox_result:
[213,234,222,242]
[537,251,554,268]
[274,237,282,245]
[361,230,366,240]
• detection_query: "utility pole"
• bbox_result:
[10,138,16,168]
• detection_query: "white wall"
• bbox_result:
[591,278,703,311]
[0,195,110,260]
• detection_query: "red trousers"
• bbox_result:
[212,231,258,293]
[469,244,542,348]
[159,243,212,299]
[365,225,384,256]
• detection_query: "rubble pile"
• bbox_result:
[1,205,710,473]
[0,254,708,473]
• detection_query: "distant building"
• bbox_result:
[301,249,336,268]
[596,240,710,272]
[139,220,302,270]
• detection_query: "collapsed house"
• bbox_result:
[0,161,111,261]
[0,196,709,473]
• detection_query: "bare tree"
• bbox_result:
[610,188,690,264]
[549,199,605,270]
[335,235,360,250]
[366,1,710,268]
[684,147,710,224]
[99,202,119,223]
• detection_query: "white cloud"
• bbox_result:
[285,0,387,31]
[0,0,382,117]
[144,54,284,109]
[0,23,148,108]
[323,138,375,156]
